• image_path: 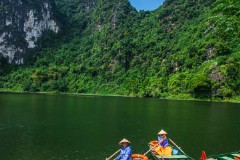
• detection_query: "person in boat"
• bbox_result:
[155,129,172,156]
[115,138,132,160]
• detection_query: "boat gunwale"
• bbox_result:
[149,144,194,160]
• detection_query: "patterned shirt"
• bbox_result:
[158,136,169,148]
[116,145,132,160]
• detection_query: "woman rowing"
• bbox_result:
[155,129,172,156]
[115,138,132,160]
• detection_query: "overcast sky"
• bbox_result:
[129,0,165,11]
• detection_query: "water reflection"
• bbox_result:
[0,94,239,159]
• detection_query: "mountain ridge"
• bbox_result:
[0,0,239,101]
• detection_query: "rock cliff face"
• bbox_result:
[0,0,59,64]
[0,0,134,64]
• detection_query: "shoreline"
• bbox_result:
[0,90,131,98]
[0,89,239,103]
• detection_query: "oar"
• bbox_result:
[169,138,185,154]
[106,149,121,160]
[143,141,160,155]
[143,141,165,160]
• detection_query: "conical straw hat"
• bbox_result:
[119,138,131,145]
[158,129,167,135]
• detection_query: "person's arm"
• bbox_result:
[158,136,163,143]
[115,149,122,160]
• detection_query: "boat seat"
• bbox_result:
[232,154,240,158]
[155,155,188,159]
[219,156,234,160]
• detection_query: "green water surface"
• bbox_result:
[0,93,239,159]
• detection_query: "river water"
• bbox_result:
[0,93,239,159]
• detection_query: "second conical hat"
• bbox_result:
[158,129,167,135]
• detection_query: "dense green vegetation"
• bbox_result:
[0,0,239,101]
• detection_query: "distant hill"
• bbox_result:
[0,0,239,101]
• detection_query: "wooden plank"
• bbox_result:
[164,155,188,159]
[232,154,240,158]
[219,156,234,160]
[155,155,188,159]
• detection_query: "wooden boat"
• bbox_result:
[149,140,193,160]
[206,151,240,160]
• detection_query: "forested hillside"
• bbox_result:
[0,0,239,101]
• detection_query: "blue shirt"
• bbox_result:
[158,136,169,148]
[116,145,132,160]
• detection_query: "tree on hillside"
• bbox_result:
[208,0,240,38]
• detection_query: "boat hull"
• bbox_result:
[149,141,193,160]
[207,151,240,160]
